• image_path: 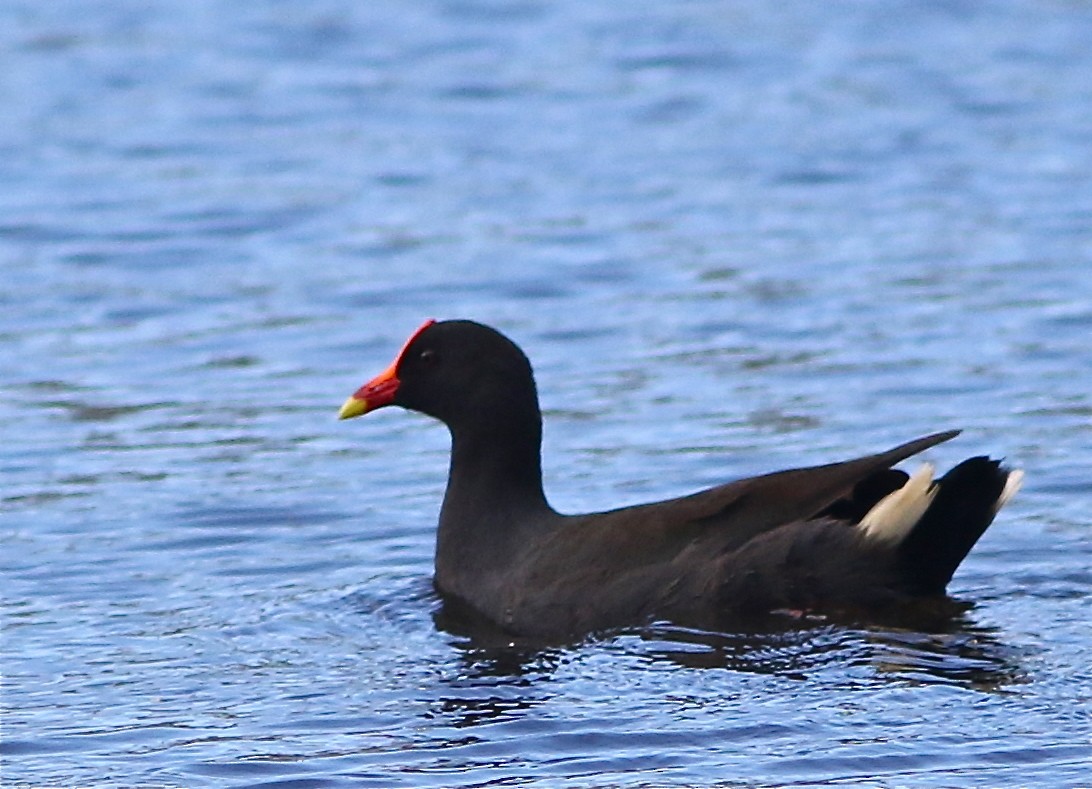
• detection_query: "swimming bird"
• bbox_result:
[339,319,1022,639]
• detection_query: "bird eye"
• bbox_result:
[419,348,438,365]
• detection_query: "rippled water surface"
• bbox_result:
[4,1,1092,787]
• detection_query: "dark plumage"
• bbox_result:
[339,320,1021,639]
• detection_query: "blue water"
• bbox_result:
[4,1,1092,786]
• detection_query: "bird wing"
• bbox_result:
[514,431,960,635]
[660,429,960,552]
[570,430,960,559]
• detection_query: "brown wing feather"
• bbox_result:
[531,431,959,577]
[509,431,961,636]
[666,429,959,550]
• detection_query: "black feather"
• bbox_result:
[897,457,1009,595]
[817,468,910,523]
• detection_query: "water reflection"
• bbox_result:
[434,596,1026,693]
[427,599,565,727]
[865,626,1028,691]
[635,608,1028,691]
[434,597,568,675]
[428,688,546,730]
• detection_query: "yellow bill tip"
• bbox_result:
[337,395,371,420]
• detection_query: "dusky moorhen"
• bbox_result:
[339,319,1022,638]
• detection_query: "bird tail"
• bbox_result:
[856,457,1022,595]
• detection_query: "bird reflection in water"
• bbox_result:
[434,594,1027,695]
[427,597,563,728]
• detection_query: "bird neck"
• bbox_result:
[442,413,550,519]
[434,409,553,605]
